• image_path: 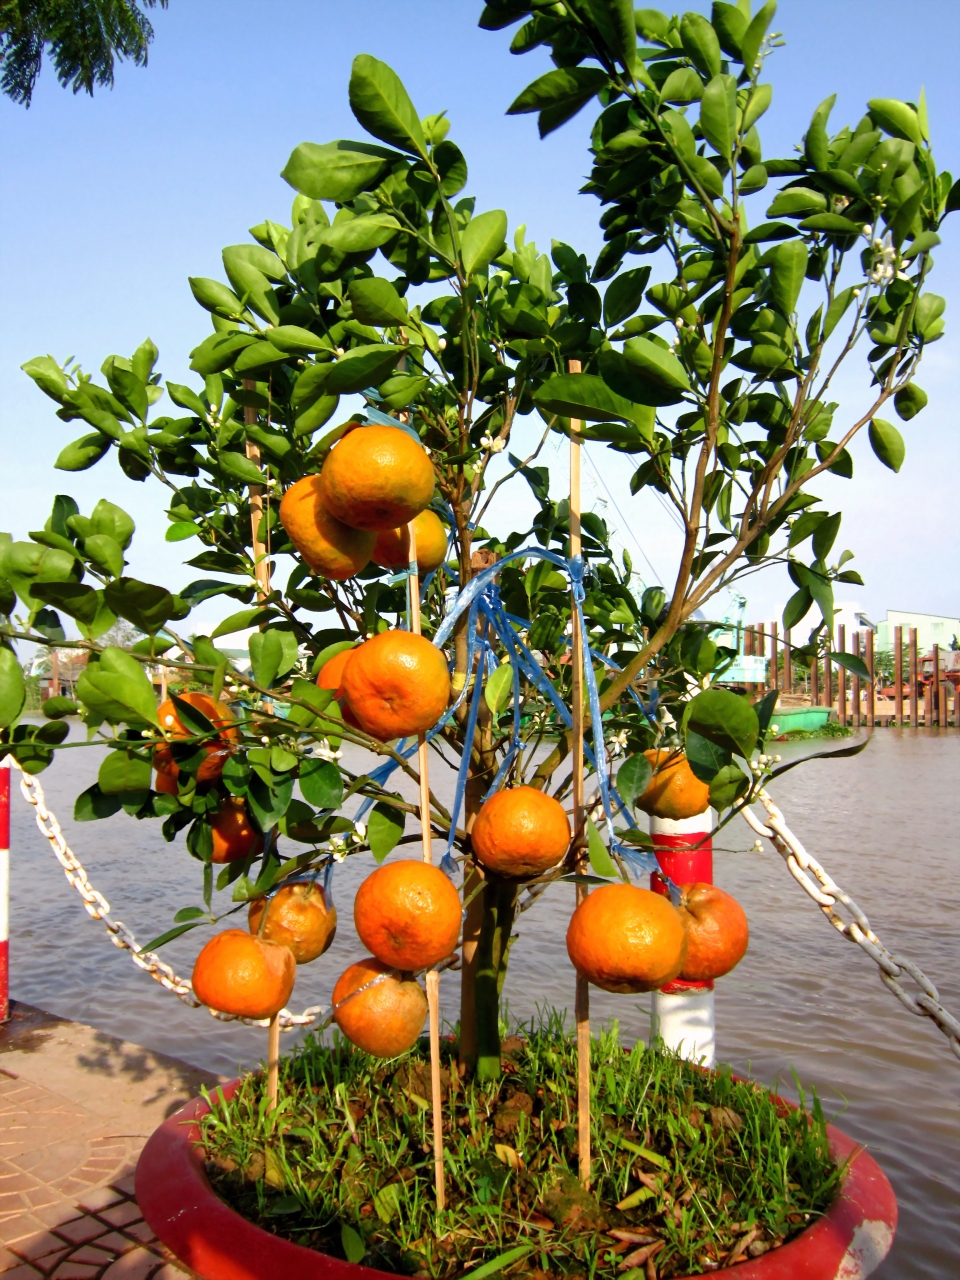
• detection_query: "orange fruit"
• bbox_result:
[154,691,238,784]
[154,766,178,795]
[566,883,687,993]
[470,786,571,878]
[332,958,427,1058]
[248,882,338,965]
[636,749,710,821]
[191,929,295,1019]
[279,474,375,579]
[341,630,450,740]
[316,647,362,729]
[317,425,435,531]
[676,883,749,982]
[372,509,448,575]
[211,796,263,864]
[354,861,461,970]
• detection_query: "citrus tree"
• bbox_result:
[0,1,953,1081]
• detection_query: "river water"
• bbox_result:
[7,726,959,1279]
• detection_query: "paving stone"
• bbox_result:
[66,1244,116,1265]
[101,1248,161,1278]
[120,1222,155,1246]
[48,1263,100,1279]
[0,1265,44,1279]
[97,1204,141,1230]
[90,1233,136,1254]
[151,1267,193,1279]
[108,1177,136,1198]
[76,1187,124,1215]
[52,1218,105,1246]
[0,1217,46,1246]
[7,1232,65,1261]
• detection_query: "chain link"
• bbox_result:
[8,759,323,1033]
[743,788,960,1061]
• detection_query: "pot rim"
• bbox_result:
[135,1077,896,1280]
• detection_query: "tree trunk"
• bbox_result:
[474,879,519,1081]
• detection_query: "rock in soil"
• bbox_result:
[541,1170,608,1232]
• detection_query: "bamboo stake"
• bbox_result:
[567,358,591,1189]
[243,382,280,1108]
[405,520,446,1213]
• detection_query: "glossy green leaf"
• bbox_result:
[76,647,160,728]
[586,817,619,879]
[368,800,404,863]
[783,586,812,629]
[299,758,344,810]
[680,12,722,80]
[830,651,870,680]
[507,66,609,114]
[868,418,905,472]
[534,372,635,423]
[893,383,927,421]
[799,213,863,235]
[0,646,25,728]
[267,326,328,355]
[616,753,652,810]
[349,54,427,158]
[699,74,737,157]
[281,141,399,202]
[98,747,152,795]
[22,354,68,402]
[326,346,405,395]
[217,450,266,487]
[484,661,513,713]
[603,266,652,328]
[318,214,401,254]
[681,686,759,758]
[188,331,257,376]
[55,433,112,472]
[709,763,749,810]
[461,209,508,278]
[659,67,703,105]
[348,277,408,326]
[41,695,78,719]
[742,82,772,131]
[103,578,183,634]
[868,98,924,146]
[73,782,123,822]
[765,188,827,219]
[189,277,245,319]
[685,729,731,782]
[83,533,124,578]
[740,0,776,72]
[768,240,809,315]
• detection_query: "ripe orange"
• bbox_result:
[279,475,375,579]
[154,691,238,784]
[566,883,687,993]
[470,786,571,878]
[636,748,710,821]
[676,883,749,982]
[316,647,362,729]
[317,425,435,531]
[354,861,461,970]
[372,509,448,575]
[248,882,338,965]
[191,929,295,1019]
[211,796,263,864]
[332,958,427,1058]
[341,630,450,740]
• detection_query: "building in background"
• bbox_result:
[876,610,959,654]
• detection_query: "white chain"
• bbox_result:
[8,759,322,1032]
[743,788,960,1061]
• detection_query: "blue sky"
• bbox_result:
[1,0,957,635]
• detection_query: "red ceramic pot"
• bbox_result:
[136,1078,896,1280]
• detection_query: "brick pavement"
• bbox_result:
[1,1004,224,1279]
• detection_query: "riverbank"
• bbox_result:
[0,1001,219,1277]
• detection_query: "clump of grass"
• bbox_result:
[198,1011,843,1277]
[773,721,852,741]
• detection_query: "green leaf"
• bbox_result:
[484,662,513,713]
[768,240,809,315]
[461,210,508,278]
[22,354,68,402]
[603,267,651,328]
[165,382,208,418]
[98,747,152,795]
[680,12,722,80]
[822,286,857,341]
[742,82,772,131]
[83,533,124,578]
[189,331,257,376]
[868,98,924,146]
[812,512,841,560]
[709,763,749,810]
[507,66,609,114]
[798,213,863,235]
[55,433,112,472]
[740,0,776,73]
[217,450,266,487]
[212,607,271,638]
[685,729,731,782]
[73,782,123,822]
[249,629,284,688]
[659,67,703,105]
[318,214,401,254]
[349,54,427,158]
[588,0,638,73]
[893,383,927,421]
[868,418,905,472]
[711,1,747,57]
[368,801,404,863]
[164,522,198,543]
[267,326,328,355]
[281,140,398,202]
[803,94,835,172]
[0,646,26,728]
[699,74,737,157]
[76,647,160,728]
[299,758,344,809]
[681,686,759,758]
[246,773,294,831]
[586,816,618,879]
[348,277,409,327]
[41,695,78,719]
[901,230,940,261]
[782,586,812,629]
[616,754,652,810]
[341,1225,366,1266]
[104,578,183,634]
[463,1247,535,1280]
[604,336,691,403]
[534,373,635,423]
[221,249,280,326]
[765,187,827,219]
[189,277,245,320]
[326,346,405,395]
[830,651,870,680]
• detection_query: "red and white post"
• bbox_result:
[0,758,10,1023]
[649,812,714,1066]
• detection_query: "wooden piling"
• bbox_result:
[811,644,819,707]
[852,632,861,728]
[866,630,875,728]
[824,629,833,713]
[932,645,940,726]
[784,630,792,693]
[837,624,847,726]
[909,628,919,726]
[771,622,779,693]
[894,625,903,726]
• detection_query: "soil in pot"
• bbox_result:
[198,1012,844,1278]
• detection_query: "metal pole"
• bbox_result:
[909,628,919,727]
[838,624,847,726]
[894,625,903,727]
[650,815,714,1067]
[852,632,861,728]
[568,357,591,1189]
[866,630,875,728]
[0,759,9,1023]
